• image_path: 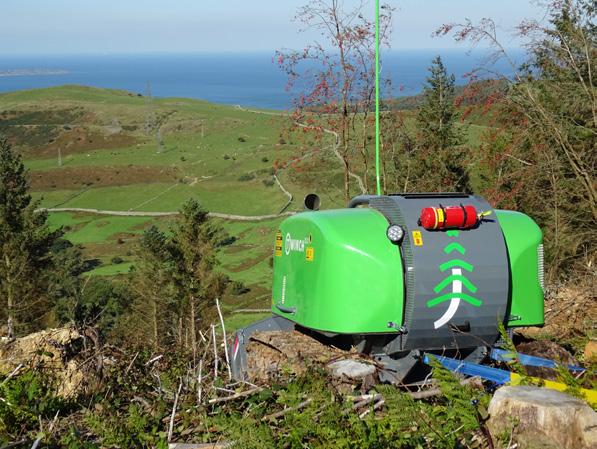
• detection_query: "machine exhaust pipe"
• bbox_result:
[304,193,321,211]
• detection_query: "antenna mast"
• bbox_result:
[375,0,381,195]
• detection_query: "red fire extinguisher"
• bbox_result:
[419,204,487,230]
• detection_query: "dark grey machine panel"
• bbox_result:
[369,194,510,351]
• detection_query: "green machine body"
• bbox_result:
[271,194,544,352]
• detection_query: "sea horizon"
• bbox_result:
[0,49,525,109]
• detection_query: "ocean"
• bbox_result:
[0,50,522,110]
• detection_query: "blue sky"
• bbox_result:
[1,0,543,55]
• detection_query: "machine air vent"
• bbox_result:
[537,244,545,292]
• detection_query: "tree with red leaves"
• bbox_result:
[276,0,393,201]
[437,0,595,276]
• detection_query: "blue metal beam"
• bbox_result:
[490,348,586,373]
[423,354,512,384]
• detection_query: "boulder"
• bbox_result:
[488,385,597,449]
[328,359,376,379]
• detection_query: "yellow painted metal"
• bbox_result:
[510,373,597,406]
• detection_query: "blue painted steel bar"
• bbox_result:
[423,354,512,384]
[490,348,586,373]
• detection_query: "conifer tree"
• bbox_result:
[436,0,595,273]
[414,56,471,192]
[52,242,129,337]
[417,56,463,151]
[129,200,227,351]
[50,242,86,326]
[169,199,227,353]
[0,138,61,337]
[129,225,176,349]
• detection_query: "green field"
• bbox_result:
[1,85,492,320]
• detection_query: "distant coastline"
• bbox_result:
[0,69,69,77]
[0,51,523,109]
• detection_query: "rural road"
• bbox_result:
[38,207,295,222]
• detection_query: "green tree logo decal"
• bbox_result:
[427,230,483,329]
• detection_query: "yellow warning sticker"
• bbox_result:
[412,230,423,246]
[275,230,283,256]
[306,247,314,262]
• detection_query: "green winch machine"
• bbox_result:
[230,192,545,382]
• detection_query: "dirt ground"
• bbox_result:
[34,126,138,158]
[1,107,140,157]
[30,165,181,190]
[517,282,596,345]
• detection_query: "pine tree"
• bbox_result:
[0,138,61,337]
[412,56,472,192]
[417,56,463,151]
[129,225,176,349]
[128,203,227,351]
[50,242,86,326]
[169,199,227,353]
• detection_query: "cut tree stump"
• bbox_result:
[488,385,597,449]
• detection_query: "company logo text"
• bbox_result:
[285,233,308,255]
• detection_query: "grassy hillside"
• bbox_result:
[0,85,491,323]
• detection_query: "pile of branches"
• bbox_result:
[0,310,496,449]
[3,299,596,449]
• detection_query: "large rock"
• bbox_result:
[488,386,597,449]
[328,359,376,379]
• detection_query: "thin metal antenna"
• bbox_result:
[375,0,381,195]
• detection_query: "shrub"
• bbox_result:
[212,371,490,449]
[218,235,237,247]
[261,156,269,163]
[231,281,250,295]
[111,256,124,265]
[238,173,255,182]
[0,370,72,443]
[238,136,246,142]
[85,403,168,449]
